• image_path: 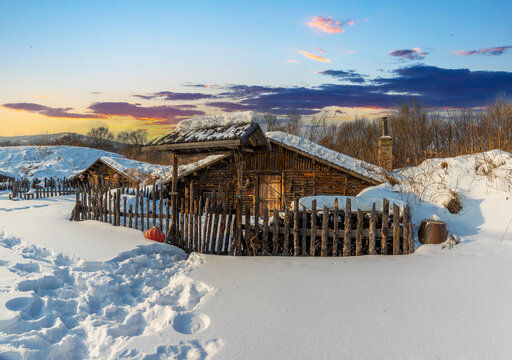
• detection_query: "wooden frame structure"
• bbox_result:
[142,122,270,243]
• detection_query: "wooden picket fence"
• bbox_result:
[72,184,414,257]
[7,178,77,200]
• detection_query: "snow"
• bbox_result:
[175,111,263,132]
[0,146,117,180]
[266,131,385,183]
[2,150,512,359]
[96,156,170,184]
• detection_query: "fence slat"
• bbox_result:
[381,198,389,255]
[217,203,227,255]
[321,205,328,256]
[393,204,400,255]
[212,199,221,254]
[272,209,279,256]
[224,205,233,255]
[369,203,377,255]
[356,209,362,256]
[283,206,290,256]
[310,200,317,256]
[293,198,300,256]
[262,204,269,255]
[332,205,339,256]
[343,198,351,257]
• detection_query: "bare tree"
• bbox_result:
[87,126,114,149]
[285,109,302,136]
[117,129,148,145]
[263,112,278,131]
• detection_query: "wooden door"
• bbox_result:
[259,175,282,212]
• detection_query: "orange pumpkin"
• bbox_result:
[144,226,165,242]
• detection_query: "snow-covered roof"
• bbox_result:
[93,156,170,183]
[266,131,384,184]
[147,122,256,146]
[145,112,269,154]
[175,111,263,132]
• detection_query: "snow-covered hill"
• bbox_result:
[0,146,169,181]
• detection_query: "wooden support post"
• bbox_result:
[393,203,400,255]
[321,205,329,256]
[194,198,199,252]
[244,207,251,256]
[293,197,300,256]
[166,199,170,241]
[408,214,414,254]
[108,190,112,224]
[310,200,317,256]
[343,198,351,257]
[302,205,307,256]
[356,209,362,256]
[332,204,339,256]
[381,198,389,255]
[129,204,133,228]
[140,191,145,232]
[184,197,189,250]
[369,203,376,255]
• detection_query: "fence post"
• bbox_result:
[283,205,290,256]
[217,201,227,255]
[393,204,400,255]
[146,198,150,230]
[302,205,307,256]
[369,203,377,255]
[321,205,329,256]
[212,196,220,254]
[332,204,339,256]
[123,196,127,227]
[293,197,300,256]
[309,200,317,256]
[381,198,389,255]
[356,209,362,256]
[343,198,351,257]
[271,209,279,255]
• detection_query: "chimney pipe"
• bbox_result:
[381,116,388,137]
[378,117,393,172]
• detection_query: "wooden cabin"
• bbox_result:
[75,156,170,188]
[170,131,383,212]
[143,119,383,213]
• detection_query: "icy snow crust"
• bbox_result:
[266,131,384,183]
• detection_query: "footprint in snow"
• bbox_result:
[0,234,222,359]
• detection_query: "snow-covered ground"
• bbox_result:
[1,150,512,359]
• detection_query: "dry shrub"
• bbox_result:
[441,161,449,170]
[442,234,460,249]
[445,190,462,214]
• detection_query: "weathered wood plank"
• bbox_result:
[393,203,400,255]
[369,202,376,255]
[343,198,351,257]
[293,198,300,256]
[310,200,317,256]
[381,198,389,255]
[356,208,362,256]
[332,205,339,256]
[321,205,328,256]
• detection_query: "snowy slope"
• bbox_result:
[0,146,119,180]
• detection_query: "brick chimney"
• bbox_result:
[378,117,393,171]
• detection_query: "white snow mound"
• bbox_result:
[176,111,263,132]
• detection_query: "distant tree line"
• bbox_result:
[264,97,512,168]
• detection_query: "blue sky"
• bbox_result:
[1,0,511,135]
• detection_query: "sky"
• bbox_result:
[1,0,511,137]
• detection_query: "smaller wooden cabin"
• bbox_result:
[75,156,170,188]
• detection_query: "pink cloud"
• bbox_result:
[298,50,332,63]
[307,16,344,34]
[287,59,299,63]
[314,47,325,53]
[347,19,355,26]
[451,46,512,56]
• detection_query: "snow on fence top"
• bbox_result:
[266,131,385,183]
